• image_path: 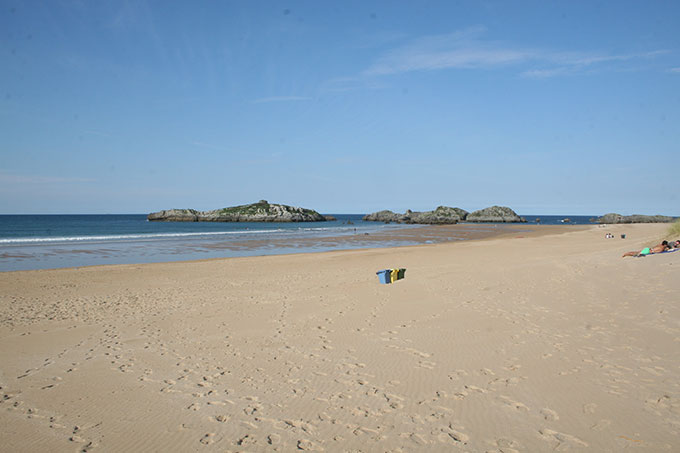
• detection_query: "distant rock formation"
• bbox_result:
[148,200,327,222]
[147,209,201,222]
[597,213,676,224]
[411,206,469,224]
[363,206,468,224]
[363,210,403,223]
[465,206,525,223]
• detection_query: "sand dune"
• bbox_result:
[1,223,679,452]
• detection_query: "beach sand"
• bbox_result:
[1,223,678,452]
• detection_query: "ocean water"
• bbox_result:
[0,214,595,271]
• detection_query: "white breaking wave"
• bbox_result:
[0,229,286,244]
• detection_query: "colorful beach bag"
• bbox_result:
[376,270,391,284]
[376,268,407,284]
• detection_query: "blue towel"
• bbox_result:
[638,248,678,257]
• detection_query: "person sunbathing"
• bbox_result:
[622,241,669,257]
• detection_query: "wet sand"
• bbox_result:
[1,223,679,451]
[201,223,582,252]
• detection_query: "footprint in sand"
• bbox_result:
[447,370,468,381]
[590,419,612,431]
[488,376,523,390]
[503,363,522,372]
[49,415,65,430]
[644,395,676,416]
[495,437,522,453]
[400,432,428,446]
[199,433,216,445]
[417,360,437,369]
[476,368,495,376]
[497,395,529,411]
[539,428,588,450]
[297,438,323,450]
[465,385,487,394]
[540,408,559,421]
[583,403,597,414]
[406,348,431,358]
[266,433,281,445]
[640,366,665,376]
[441,424,469,444]
[236,434,257,446]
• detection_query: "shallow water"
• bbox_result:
[0,214,595,271]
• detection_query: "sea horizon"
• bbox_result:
[0,211,617,216]
[0,214,602,272]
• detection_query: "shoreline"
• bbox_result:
[1,223,678,451]
[1,223,589,274]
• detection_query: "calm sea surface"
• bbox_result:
[0,214,595,271]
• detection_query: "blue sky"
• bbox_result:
[1,1,679,215]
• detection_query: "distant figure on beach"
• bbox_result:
[622,241,669,257]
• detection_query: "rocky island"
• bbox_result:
[596,213,676,224]
[466,206,526,223]
[148,200,327,222]
[363,206,468,224]
[363,205,525,224]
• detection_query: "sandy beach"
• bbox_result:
[1,223,678,452]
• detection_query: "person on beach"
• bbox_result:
[622,241,670,257]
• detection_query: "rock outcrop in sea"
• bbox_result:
[148,200,327,222]
[363,206,468,224]
[596,213,676,224]
[363,205,526,224]
[466,206,525,223]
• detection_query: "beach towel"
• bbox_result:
[637,248,678,257]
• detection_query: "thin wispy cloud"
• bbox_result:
[521,50,669,79]
[521,67,571,79]
[251,96,312,104]
[365,28,533,75]
[364,27,667,78]
[544,49,668,67]
[669,67,680,73]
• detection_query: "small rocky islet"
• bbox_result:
[363,205,525,224]
[595,213,676,224]
[148,200,328,222]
